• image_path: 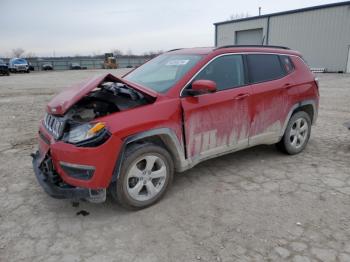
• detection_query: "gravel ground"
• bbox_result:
[0,70,349,262]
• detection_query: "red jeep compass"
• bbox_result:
[32,45,319,209]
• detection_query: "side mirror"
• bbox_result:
[187,80,217,95]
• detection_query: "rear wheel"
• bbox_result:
[110,143,174,209]
[277,111,311,155]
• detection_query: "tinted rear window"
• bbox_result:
[247,54,285,83]
[280,55,294,73]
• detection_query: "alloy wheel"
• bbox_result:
[289,118,309,149]
[126,154,167,202]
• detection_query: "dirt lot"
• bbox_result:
[0,70,349,262]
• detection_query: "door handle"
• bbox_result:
[234,93,250,100]
[284,83,293,89]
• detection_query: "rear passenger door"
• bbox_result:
[181,54,252,160]
[247,54,298,146]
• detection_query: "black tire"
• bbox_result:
[276,111,311,155]
[110,142,174,210]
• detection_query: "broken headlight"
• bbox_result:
[66,122,107,144]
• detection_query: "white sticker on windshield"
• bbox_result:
[166,60,189,66]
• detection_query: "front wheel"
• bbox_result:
[110,143,174,209]
[277,111,311,155]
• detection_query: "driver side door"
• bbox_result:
[180,54,252,162]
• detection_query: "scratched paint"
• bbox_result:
[186,100,250,158]
[184,93,292,159]
[250,93,289,138]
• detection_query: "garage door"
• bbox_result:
[235,29,263,45]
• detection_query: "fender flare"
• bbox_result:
[279,99,318,138]
[111,128,186,181]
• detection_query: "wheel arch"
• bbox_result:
[280,100,317,138]
[111,128,186,182]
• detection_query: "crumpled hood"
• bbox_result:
[47,73,158,115]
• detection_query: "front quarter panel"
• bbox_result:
[101,97,183,143]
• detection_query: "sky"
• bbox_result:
[0,0,343,57]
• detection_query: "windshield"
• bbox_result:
[14,59,27,64]
[124,54,203,93]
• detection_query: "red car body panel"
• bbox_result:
[181,85,252,158]
[35,46,319,194]
[249,73,297,138]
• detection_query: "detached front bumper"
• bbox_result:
[32,151,91,200]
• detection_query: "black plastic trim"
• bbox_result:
[60,162,95,180]
[215,45,290,50]
[32,151,90,199]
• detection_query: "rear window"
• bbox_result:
[247,54,285,83]
[280,55,294,73]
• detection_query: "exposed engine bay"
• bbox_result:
[66,81,151,122]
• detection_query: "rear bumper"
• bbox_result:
[32,151,91,199]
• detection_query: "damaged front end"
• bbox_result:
[46,74,155,147]
[32,73,157,202]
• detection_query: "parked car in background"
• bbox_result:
[32,45,319,209]
[70,63,87,70]
[9,58,30,73]
[0,59,10,75]
[42,63,53,71]
[70,63,81,70]
[28,62,35,71]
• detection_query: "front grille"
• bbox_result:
[44,113,65,139]
[17,66,26,70]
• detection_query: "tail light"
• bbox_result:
[314,77,319,94]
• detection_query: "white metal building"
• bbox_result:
[214,1,350,73]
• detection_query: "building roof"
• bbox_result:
[214,1,350,26]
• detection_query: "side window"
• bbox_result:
[193,55,244,91]
[247,54,285,83]
[280,55,295,74]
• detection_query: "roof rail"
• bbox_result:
[215,45,290,50]
[167,48,184,52]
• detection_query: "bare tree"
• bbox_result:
[92,50,101,57]
[143,50,163,57]
[12,48,25,58]
[25,52,37,58]
[111,49,123,57]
